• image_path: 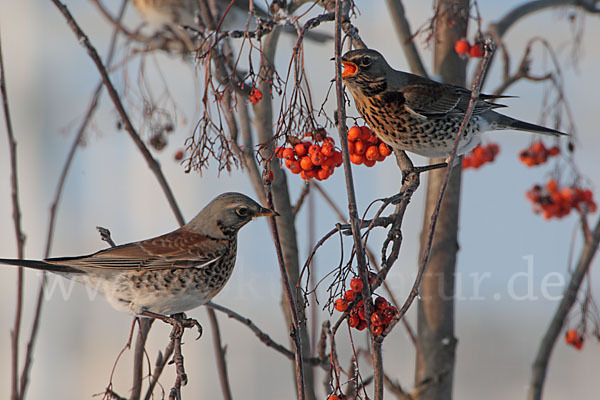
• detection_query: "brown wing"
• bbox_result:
[401,82,507,118]
[45,229,227,271]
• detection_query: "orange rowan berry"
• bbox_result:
[317,168,330,180]
[321,141,335,157]
[174,149,184,161]
[328,395,341,400]
[350,278,363,292]
[356,319,367,331]
[295,143,307,157]
[371,324,384,336]
[357,306,365,321]
[289,161,302,174]
[548,146,560,156]
[311,151,324,166]
[349,153,364,165]
[354,140,366,155]
[348,313,360,328]
[333,151,343,166]
[371,312,385,326]
[546,179,558,193]
[347,140,355,154]
[334,298,348,312]
[379,142,392,157]
[300,156,314,171]
[282,147,295,160]
[374,296,388,310]
[454,39,469,55]
[275,146,285,158]
[365,145,379,161]
[308,143,321,155]
[469,44,483,58]
[344,290,355,302]
[359,126,372,141]
[348,126,361,141]
[364,159,376,167]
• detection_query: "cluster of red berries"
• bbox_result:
[519,141,560,167]
[454,39,484,58]
[333,278,399,336]
[275,133,343,181]
[565,329,584,350]
[249,88,263,104]
[327,395,345,400]
[462,143,500,169]
[347,126,393,166]
[526,180,597,219]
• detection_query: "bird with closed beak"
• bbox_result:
[0,192,276,317]
[340,48,567,161]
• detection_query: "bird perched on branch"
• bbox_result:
[0,192,276,316]
[340,48,567,160]
[132,0,330,47]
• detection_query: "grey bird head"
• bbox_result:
[341,49,394,95]
[185,192,277,238]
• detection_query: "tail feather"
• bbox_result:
[0,258,82,274]
[494,113,568,136]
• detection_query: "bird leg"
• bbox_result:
[138,311,203,400]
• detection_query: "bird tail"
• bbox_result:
[0,258,82,274]
[494,113,567,136]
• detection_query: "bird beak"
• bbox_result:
[341,61,358,78]
[256,207,279,217]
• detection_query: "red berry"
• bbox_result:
[371,324,384,336]
[294,143,307,156]
[378,142,392,157]
[365,145,379,161]
[454,39,470,55]
[371,312,385,326]
[348,313,360,328]
[344,290,355,302]
[469,44,483,58]
[174,149,184,161]
[282,147,295,160]
[348,126,361,141]
[300,156,314,171]
[374,297,388,310]
[334,298,348,312]
[356,319,367,331]
[350,278,363,293]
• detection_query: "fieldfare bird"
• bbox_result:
[341,48,567,160]
[0,192,276,316]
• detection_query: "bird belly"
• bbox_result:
[358,98,483,158]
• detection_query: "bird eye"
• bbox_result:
[236,207,249,217]
[359,56,371,68]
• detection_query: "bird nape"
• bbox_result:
[340,48,567,160]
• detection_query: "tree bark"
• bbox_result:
[415,1,468,399]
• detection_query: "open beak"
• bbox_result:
[341,61,358,78]
[256,207,279,217]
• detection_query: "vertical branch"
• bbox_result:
[253,21,316,400]
[1,27,26,400]
[385,0,429,77]
[333,0,380,398]
[207,309,233,400]
[130,319,153,400]
[528,218,600,400]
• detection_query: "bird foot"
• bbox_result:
[139,311,203,340]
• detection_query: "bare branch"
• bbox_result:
[1,24,25,400]
[206,309,233,400]
[528,217,600,400]
[385,0,429,77]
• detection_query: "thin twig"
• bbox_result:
[1,26,25,400]
[393,38,496,326]
[50,0,185,226]
[206,309,233,400]
[528,217,600,400]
